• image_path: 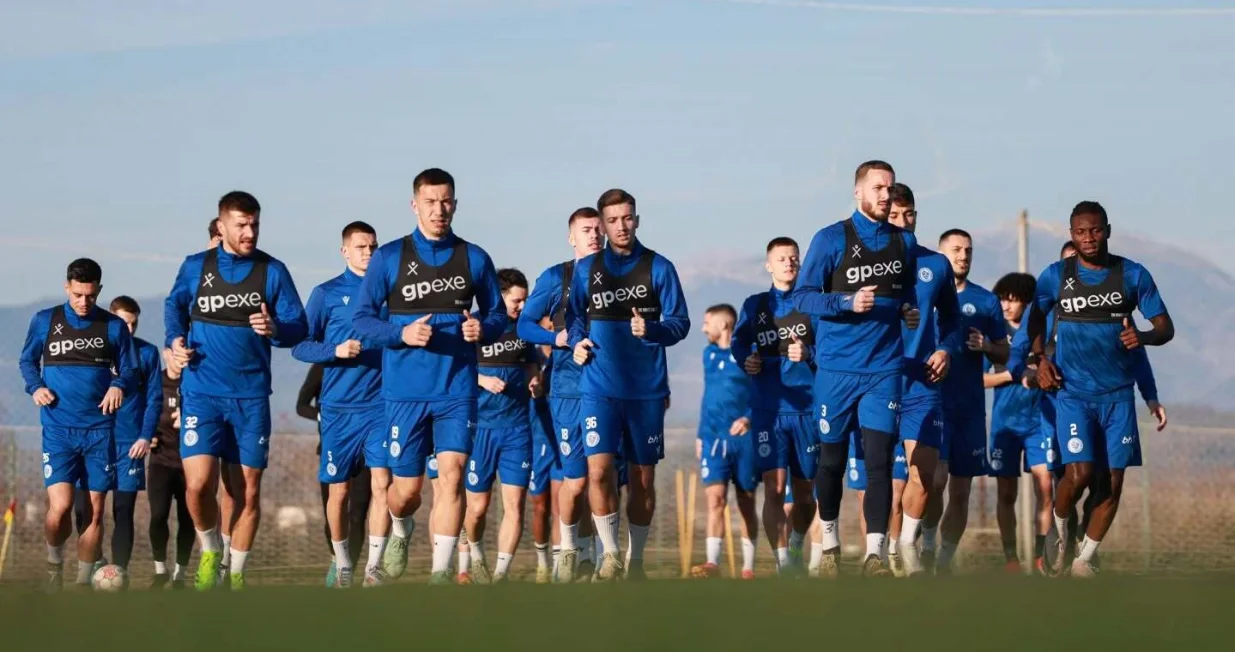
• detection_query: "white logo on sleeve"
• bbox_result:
[586,431,600,448]
[1067,438,1084,454]
[183,430,198,447]
[467,472,479,486]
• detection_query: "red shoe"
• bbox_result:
[691,562,720,579]
[1004,560,1022,575]
[456,572,473,585]
[1034,557,1048,577]
[740,569,755,580]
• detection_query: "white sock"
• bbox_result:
[1053,510,1068,542]
[230,548,249,574]
[789,529,805,552]
[432,535,457,573]
[594,512,620,555]
[458,544,471,572]
[154,560,167,575]
[391,514,412,539]
[495,552,513,575]
[366,536,387,573]
[627,524,649,563]
[809,542,824,570]
[560,520,578,550]
[197,527,221,553]
[821,519,840,550]
[331,539,351,571]
[1077,536,1101,563]
[706,537,722,565]
[469,539,486,564]
[900,515,922,547]
[172,563,185,581]
[578,536,593,562]
[865,533,886,558]
[741,538,756,572]
[535,543,550,569]
[888,537,899,555]
[593,536,603,562]
[221,534,232,566]
[922,526,938,552]
[77,561,93,584]
[938,539,958,567]
[47,544,64,565]
[552,545,561,573]
[776,547,791,569]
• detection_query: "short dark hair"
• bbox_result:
[992,273,1036,304]
[766,236,799,253]
[109,295,140,315]
[218,191,260,216]
[855,160,895,183]
[413,168,455,195]
[208,218,220,239]
[889,182,915,207]
[706,303,737,322]
[341,220,376,241]
[498,268,528,293]
[66,258,102,284]
[1070,200,1108,226]
[1060,241,1077,257]
[597,189,636,214]
[939,228,972,244]
[568,206,600,226]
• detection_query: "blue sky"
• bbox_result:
[2,0,1232,305]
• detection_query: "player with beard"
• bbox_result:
[791,161,921,577]
[517,207,605,582]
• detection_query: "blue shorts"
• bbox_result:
[530,400,559,496]
[466,425,532,492]
[113,438,146,492]
[898,392,943,449]
[814,370,901,444]
[320,406,388,484]
[987,426,1030,477]
[580,396,665,467]
[942,409,988,478]
[551,397,586,480]
[180,393,272,469]
[387,398,477,479]
[699,434,758,493]
[1056,397,1140,469]
[44,427,113,492]
[751,410,819,480]
[845,432,908,490]
[1038,396,1061,470]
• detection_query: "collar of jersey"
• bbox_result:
[603,239,645,264]
[412,227,457,250]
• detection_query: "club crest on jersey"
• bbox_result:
[918,267,933,283]
[962,303,976,316]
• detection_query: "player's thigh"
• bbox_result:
[224,397,272,470]
[1100,401,1141,470]
[899,395,943,451]
[178,393,228,461]
[855,371,902,435]
[750,409,785,476]
[496,425,533,490]
[78,428,116,494]
[356,406,389,471]
[730,435,760,494]
[114,439,146,493]
[813,371,864,444]
[466,427,501,493]
[551,397,586,480]
[1023,427,1055,473]
[988,428,1025,479]
[387,400,434,479]
[619,398,665,467]
[1056,397,1100,466]
[845,428,867,491]
[319,408,366,484]
[432,398,478,457]
[945,411,989,478]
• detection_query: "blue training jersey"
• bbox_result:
[292,268,384,409]
[731,286,815,414]
[352,228,507,403]
[19,303,139,430]
[1033,256,1166,403]
[988,324,1040,436]
[477,323,536,428]
[698,343,753,439]
[565,240,691,400]
[114,337,162,444]
[518,261,583,399]
[791,211,918,375]
[164,244,308,399]
[902,245,962,398]
[941,282,1006,416]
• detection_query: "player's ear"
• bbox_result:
[633,213,640,229]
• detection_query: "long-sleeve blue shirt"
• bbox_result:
[478,324,536,428]
[903,246,963,398]
[164,245,307,399]
[20,303,138,430]
[792,212,918,374]
[114,337,162,444]
[941,283,1006,416]
[698,343,753,440]
[292,268,384,409]
[565,240,691,400]
[352,229,507,402]
[518,261,583,399]
[1031,257,1166,403]
[731,286,816,415]
[1008,310,1159,403]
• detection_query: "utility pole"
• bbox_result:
[1016,209,1033,571]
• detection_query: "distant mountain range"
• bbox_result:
[1,220,1223,430]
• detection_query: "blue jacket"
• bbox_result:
[731,286,816,415]
[518,261,583,399]
[114,337,163,444]
[902,246,963,398]
[292,268,384,409]
[698,343,753,439]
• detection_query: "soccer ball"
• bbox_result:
[91,564,126,592]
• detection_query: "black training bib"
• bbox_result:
[388,237,475,315]
[190,248,270,327]
[753,293,814,359]
[1055,256,1134,323]
[826,220,907,298]
[478,329,534,368]
[550,260,575,331]
[586,251,661,321]
[42,306,114,367]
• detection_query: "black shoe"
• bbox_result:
[171,578,187,590]
[624,560,647,581]
[151,573,170,590]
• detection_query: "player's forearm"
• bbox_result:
[163,282,191,348]
[295,400,319,421]
[983,371,1012,389]
[516,313,557,347]
[644,314,691,346]
[986,340,1010,366]
[19,360,43,394]
[1139,315,1174,347]
[480,312,509,344]
[352,305,404,348]
[791,288,848,318]
[291,340,338,364]
[1026,305,1046,356]
[1133,349,1159,402]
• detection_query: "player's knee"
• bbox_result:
[996,480,1017,505]
[818,441,847,474]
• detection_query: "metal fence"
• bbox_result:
[2,421,1233,587]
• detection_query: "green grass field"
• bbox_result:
[4,576,1232,651]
